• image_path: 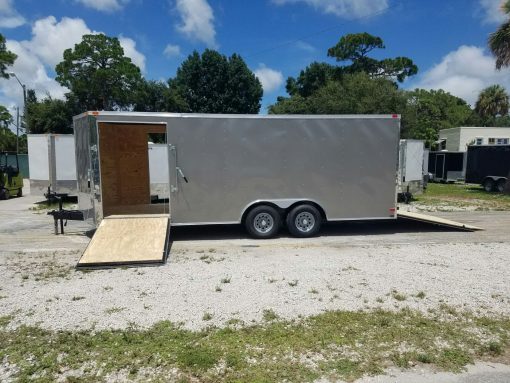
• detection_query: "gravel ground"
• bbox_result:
[1,240,510,331]
[1,184,510,331]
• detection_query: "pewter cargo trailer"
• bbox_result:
[73,112,400,242]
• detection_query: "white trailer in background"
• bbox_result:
[398,139,426,201]
[27,134,77,196]
[28,133,168,198]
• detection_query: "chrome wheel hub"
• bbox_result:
[295,212,315,232]
[254,213,274,233]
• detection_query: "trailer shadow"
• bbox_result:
[169,219,459,242]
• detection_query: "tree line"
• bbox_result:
[1,28,510,153]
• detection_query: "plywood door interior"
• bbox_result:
[98,123,167,217]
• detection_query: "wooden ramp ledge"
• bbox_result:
[77,214,170,268]
[397,211,483,232]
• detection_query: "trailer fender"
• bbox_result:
[240,199,327,223]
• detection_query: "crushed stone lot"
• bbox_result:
[1,193,510,331]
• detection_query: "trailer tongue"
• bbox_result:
[77,214,170,268]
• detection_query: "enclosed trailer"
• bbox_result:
[465,145,510,192]
[27,134,77,196]
[398,139,426,198]
[428,151,466,182]
[73,112,400,266]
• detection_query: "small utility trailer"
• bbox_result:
[72,112,400,266]
[398,139,427,201]
[428,151,466,182]
[27,134,77,196]
[465,145,510,192]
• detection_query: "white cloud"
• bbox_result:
[0,0,26,28]
[175,0,217,48]
[26,16,93,68]
[478,0,507,24]
[119,35,146,72]
[254,65,284,93]
[414,45,510,106]
[272,0,388,18]
[163,44,181,58]
[0,16,146,109]
[75,0,128,12]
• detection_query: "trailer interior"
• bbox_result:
[77,121,170,268]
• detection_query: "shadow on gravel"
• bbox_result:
[170,218,458,242]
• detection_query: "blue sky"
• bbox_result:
[0,0,509,114]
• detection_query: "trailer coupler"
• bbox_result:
[47,197,84,235]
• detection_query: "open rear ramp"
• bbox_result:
[397,211,483,231]
[77,214,170,268]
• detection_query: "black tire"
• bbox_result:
[245,205,281,239]
[0,189,6,200]
[17,188,22,197]
[286,204,322,238]
[496,179,506,193]
[483,178,494,192]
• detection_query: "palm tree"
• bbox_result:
[475,85,510,119]
[489,1,510,68]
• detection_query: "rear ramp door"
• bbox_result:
[397,211,482,231]
[77,214,169,268]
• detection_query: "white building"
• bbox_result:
[438,127,510,152]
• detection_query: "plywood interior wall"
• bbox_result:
[98,123,166,217]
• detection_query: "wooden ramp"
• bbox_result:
[77,214,170,268]
[397,211,483,231]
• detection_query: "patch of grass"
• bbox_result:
[262,309,279,321]
[220,276,231,284]
[415,291,426,299]
[288,279,299,287]
[376,297,384,303]
[268,278,277,283]
[1,308,509,382]
[414,183,510,211]
[103,286,113,292]
[309,288,319,295]
[215,286,222,292]
[202,312,213,321]
[104,307,124,315]
[391,290,407,302]
[71,296,85,301]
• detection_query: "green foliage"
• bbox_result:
[169,49,263,113]
[271,72,407,115]
[26,94,74,134]
[0,33,16,79]
[0,105,12,125]
[132,79,187,112]
[286,61,339,97]
[327,32,418,82]
[475,84,509,119]
[401,89,475,145]
[55,34,142,111]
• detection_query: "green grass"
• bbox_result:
[414,183,510,210]
[1,307,509,382]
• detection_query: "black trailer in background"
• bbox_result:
[428,151,466,182]
[465,145,510,192]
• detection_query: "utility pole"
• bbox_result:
[15,106,19,154]
[8,72,27,153]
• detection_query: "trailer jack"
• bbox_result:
[47,196,84,235]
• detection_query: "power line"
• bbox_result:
[244,1,404,59]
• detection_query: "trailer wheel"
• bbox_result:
[286,204,322,238]
[496,179,506,193]
[245,205,281,239]
[483,178,495,192]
